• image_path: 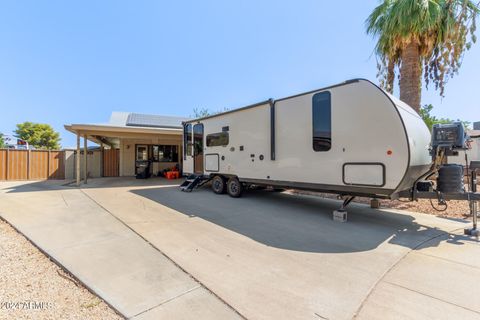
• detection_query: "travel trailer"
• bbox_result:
[181,79,432,199]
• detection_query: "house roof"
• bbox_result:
[126,113,188,129]
[107,111,190,129]
[65,112,190,135]
[468,129,480,138]
[64,112,191,147]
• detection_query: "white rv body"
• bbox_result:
[182,79,432,198]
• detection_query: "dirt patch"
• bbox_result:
[0,219,123,320]
[289,183,478,220]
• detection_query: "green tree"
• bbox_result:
[0,133,5,148]
[366,0,479,112]
[419,104,470,131]
[14,122,61,150]
[192,107,229,118]
[192,107,212,118]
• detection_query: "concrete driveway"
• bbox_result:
[1,178,479,320]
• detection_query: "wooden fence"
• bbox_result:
[0,149,65,181]
[103,148,119,177]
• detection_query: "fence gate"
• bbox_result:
[0,149,65,181]
[103,149,119,177]
[47,151,65,179]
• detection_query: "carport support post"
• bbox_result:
[83,134,88,184]
[100,142,104,177]
[76,133,81,186]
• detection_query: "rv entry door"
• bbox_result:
[193,123,204,174]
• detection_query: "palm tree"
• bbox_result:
[366,0,479,112]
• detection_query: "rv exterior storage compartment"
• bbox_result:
[205,154,220,172]
[343,163,385,187]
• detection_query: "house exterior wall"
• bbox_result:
[63,132,183,179]
[65,149,102,180]
[119,136,182,177]
[449,137,480,165]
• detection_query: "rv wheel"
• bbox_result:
[211,175,226,194]
[227,178,243,198]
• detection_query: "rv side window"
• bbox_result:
[312,91,331,152]
[184,124,193,157]
[206,132,229,147]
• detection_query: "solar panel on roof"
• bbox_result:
[126,113,188,128]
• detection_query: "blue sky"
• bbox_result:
[0,0,478,147]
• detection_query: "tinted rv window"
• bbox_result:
[312,91,331,152]
[206,132,229,147]
[184,124,193,157]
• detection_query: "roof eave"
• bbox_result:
[64,123,182,135]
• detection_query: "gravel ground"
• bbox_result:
[290,181,479,219]
[0,219,123,320]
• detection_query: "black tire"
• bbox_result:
[211,175,226,194]
[227,177,243,198]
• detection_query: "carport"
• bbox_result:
[65,112,189,185]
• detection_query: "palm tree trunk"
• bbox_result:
[386,58,395,94]
[399,40,421,112]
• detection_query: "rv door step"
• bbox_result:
[180,175,210,192]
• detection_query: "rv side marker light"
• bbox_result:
[387,150,393,155]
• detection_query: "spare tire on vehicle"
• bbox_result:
[437,164,464,193]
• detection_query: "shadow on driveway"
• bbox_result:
[131,186,472,254]
[3,179,472,254]
[1,177,183,193]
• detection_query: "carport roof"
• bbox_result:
[65,112,190,136]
